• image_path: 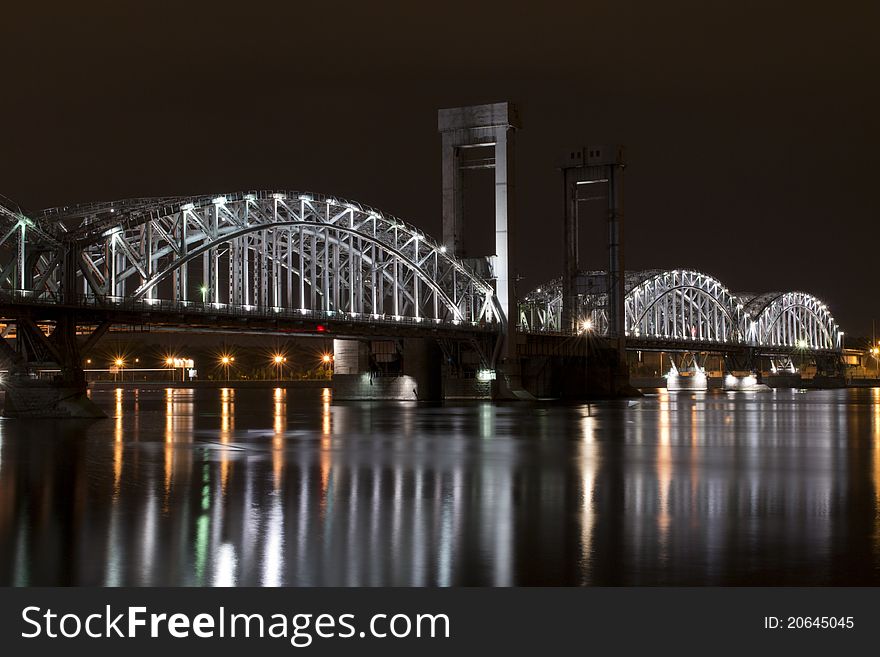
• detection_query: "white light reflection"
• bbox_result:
[214,543,238,587]
[578,407,598,584]
[657,389,672,558]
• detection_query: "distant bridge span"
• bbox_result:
[519,269,843,355]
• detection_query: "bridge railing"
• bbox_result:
[0,289,498,333]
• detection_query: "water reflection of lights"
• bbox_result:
[479,402,493,439]
[214,543,238,587]
[578,407,598,584]
[657,390,672,553]
[220,388,235,494]
[113,389,124,496]
[319,388,332,516]
[321,387,331,435]
[873,388,880,554]
[272,387,286,490]
[6,387,874,586]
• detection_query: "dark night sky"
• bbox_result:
[2,2,877,336]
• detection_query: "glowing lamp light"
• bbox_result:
[580,318,593,333]
[114,358,124,367]
[322,354,332,364]
[273,355,285,364]
[476,369,496,382]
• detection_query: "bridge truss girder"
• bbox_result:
[518,269,844,353]
[1,192,500,330]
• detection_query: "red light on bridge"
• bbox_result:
[316,325,326,332]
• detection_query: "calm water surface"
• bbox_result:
[1,386,879,586]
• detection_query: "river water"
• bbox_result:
[0,386,878,586]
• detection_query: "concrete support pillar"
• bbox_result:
[331,338,442,401]
[402,338,443,401]
[332,338,369,375]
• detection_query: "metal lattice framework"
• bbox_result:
[518,269,843,351]
[0,191,500,327]
[743,292,841,350]
[518,276,565,332]
[624,270,743,343]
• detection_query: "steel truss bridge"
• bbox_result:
[518,269,843,356]
[0,191,510,403]
[0,193,843,376]
[0,191,497,326]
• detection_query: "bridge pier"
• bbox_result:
[0,316,107,418]
[331,338,443,401]
[515,334,636,399]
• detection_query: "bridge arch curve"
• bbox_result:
[44,191,499,326]
[518,269,745,344]
[624,269,743,343]
[743,291,841,350]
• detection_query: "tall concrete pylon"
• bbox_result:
[438,102,520,367]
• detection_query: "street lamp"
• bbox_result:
[220,354,235,381]
[272,354,287,381]
[114,357,125,382]
[321,353,333,377]
[200,285,208,303]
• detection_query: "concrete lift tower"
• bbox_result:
[438,102,520,371]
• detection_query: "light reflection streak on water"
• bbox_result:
[273,388,285,490]
[264,387,285,585]
[319,388,331,518]
[194,462,211,585]
[220,388,234,495]
[107,388,126,585]
[579,407,598,585]
[656,390,672,559]
[113,388,123,496]
[214,542,237,587]
[4,387,880,586]
[163,388,174,508]
[874,388,880,556]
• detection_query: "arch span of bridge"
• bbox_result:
[0,191,499,330]
[519,269,843,351]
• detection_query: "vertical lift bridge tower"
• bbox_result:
[561,145,627,368]
[438,102,519,378]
